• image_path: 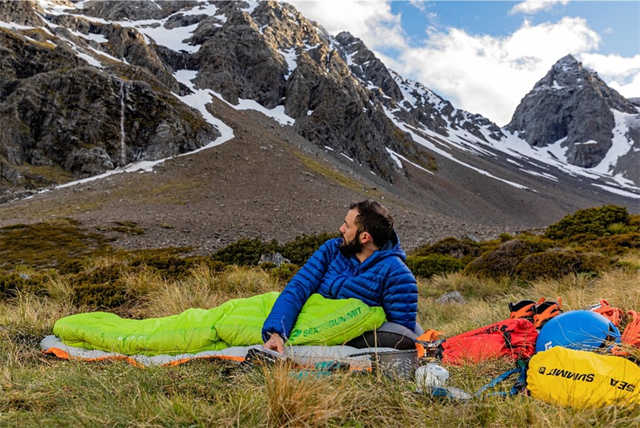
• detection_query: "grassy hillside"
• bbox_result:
[1,207,639,426]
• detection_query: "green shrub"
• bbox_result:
[206,260,228,273]
[514,250,612,281]
[498,233,512,242]
[71,282,129,309]
[0,219,113,270]
[268,263,300,284]
[463,238,556,279]
[544,205,630,242]
[72,264,125,286]
[70,264,136,309]
[0,271,50,298]
[475,238,503,257]
[130,255,215,280]
[406,254,465,279]
[585,232,640,256]
[282,233,339,266]
[59,259,86,275]
[211,238,283,267]
[411,236,482,265]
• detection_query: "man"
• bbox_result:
[262,199,418,353]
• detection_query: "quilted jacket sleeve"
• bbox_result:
[261,240,336,341]
[381,258,418,332]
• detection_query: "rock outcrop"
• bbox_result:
[73,0,195,22]
[0,1,219,195]
[505,55,638,168]
[191,0,431,181]
[0,0,46,27]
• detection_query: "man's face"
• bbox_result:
[339,209,363,255]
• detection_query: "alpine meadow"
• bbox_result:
[1,1,639,426]
[1,206,640,426]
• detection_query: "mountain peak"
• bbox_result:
[506,54,639,170]
[556,53,579,68]
[535,54,594,92]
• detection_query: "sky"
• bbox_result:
[287,0,640,126]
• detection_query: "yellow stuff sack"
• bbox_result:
[527,346,640,408]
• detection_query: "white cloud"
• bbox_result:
[287,0,407,50]
[408,0,427,12]
[510,0,570,15]
[578,53,640,99]
[397,17,602,125]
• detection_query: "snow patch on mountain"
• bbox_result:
[392,73,447,112]
[384,110,531,191]
[386,148,433,174]
[592,110,638,177]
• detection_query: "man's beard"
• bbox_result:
[339,232,363,257]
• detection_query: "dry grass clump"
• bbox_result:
[261,363,349,427]
[141,264,282,318]
[525,252,640,312]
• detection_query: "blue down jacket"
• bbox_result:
[262,232,418,341]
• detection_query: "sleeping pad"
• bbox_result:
[53,292,386,356]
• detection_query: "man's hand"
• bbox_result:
[263,332,285,354]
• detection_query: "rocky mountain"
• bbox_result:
[506,55,640,182]
[0,0,520,194]
[0,0,220,193]
[0,0,638,253]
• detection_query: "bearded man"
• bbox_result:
[262,199,418,353]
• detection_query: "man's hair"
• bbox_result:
[350,199,394,248]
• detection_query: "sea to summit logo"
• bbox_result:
[301,307,363,337]
[538,367,546,375]
[545,368,595,383]
[289,329,301,341]
[610,378,636,393]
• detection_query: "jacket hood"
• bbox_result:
[379,229,406,260]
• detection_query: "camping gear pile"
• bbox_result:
[414,298,640,408]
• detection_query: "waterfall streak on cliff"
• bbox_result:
[120,81,127,167]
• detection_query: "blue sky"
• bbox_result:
[288,0,640,126]
[393,2,638,57]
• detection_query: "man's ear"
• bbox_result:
[359,231,372,244]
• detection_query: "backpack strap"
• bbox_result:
[474,364,527,398]
[533,297,562,329]
[509,299,537,321]
[611,310,640,357]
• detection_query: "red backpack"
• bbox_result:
[439,318,538,364]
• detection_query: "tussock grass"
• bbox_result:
[261,364,349,426]
[0,238,638,426]
[142,264,281,318]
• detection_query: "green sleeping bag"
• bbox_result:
[53,292,386,356]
